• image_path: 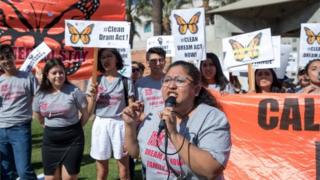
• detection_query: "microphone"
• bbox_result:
[158,96,176,135]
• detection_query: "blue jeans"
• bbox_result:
[0,123,37,180]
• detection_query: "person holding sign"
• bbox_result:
[122,61,231,179]
[32,59,89,180]
[0,45,37,180]
[87,48,135,180]
[301,59,320,94]
[253,68,283,93]
[200,53,234,93]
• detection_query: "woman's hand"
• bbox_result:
[159,107,178,138]
[87,82,98,99]
[303,85,319,94]
[122,101,144,127]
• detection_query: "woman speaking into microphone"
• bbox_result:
[122,61,231,179]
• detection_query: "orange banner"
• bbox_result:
[0,0,125,79]
[209,90,320,179]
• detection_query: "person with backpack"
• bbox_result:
[87,48,135,180]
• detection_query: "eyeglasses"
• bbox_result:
[149,58,165,64]
[132,68,140,73]
[162,76,193,87]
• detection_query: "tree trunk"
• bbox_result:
[152,0,163,35]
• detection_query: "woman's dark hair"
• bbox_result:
[166,61,217,107]
[200,53,229,91]
[0,44,14,60]
[146,47,166,61]
[305,59,320,76]
[39,58,70,92]
[132,61,145,74]
[254,68,282,93]
[97,48,124,73]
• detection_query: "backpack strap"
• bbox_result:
[97,75,102,85]
[97,75,129,106]
[121,76,129,106]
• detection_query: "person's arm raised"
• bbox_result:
[122,101,144,158]
[86,81,97,116]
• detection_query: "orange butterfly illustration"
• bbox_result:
[304,27,320,45]
[67,23,94,44]
[229,32,262,62]
[174,12,201,35]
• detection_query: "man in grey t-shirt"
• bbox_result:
[135,47,167,116]
[0,45,37,180]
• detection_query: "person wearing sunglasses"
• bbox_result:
[0,44,37,179]
[131,61,145,84]
[123,61,231,179]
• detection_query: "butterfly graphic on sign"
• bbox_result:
[67,23,94,45]
[304,27,320,45]
[229,32,262,62]
[173,12,201,35]
[0,0,100,75]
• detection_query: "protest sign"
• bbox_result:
[19,42,51,72]
[299,23,320,68]
[229,36,280,72]
[223,28,274,68]
[65,20,130,48]
[117,47,132,78]
[171,8,206,63]
[0,0,125,80]
[147,36,175,57]
[274,45,291,79]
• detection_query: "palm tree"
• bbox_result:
[146,0,192,35]
[162,0,192,35]
[152,0,163,35]
[126,0,141,48]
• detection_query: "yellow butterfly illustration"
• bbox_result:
[174,12,201,35]
[229,32,262,62]
[67,23,94,44]
[304,27,320,45]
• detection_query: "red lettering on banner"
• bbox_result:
[12,47,90,62]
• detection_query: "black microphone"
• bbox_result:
[158,96,176,135]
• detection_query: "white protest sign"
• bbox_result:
[19,42,51,72]
[274,45,291,79]
[286,51,298,73]
[299,23,320,68]
[65,20,130,48]
[223,28,274,68]
[171,8,206,63]
[147,36,175,57]
[228,36,280,72]
[117,47,132,78]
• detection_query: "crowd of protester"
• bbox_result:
[0,44,319,179]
